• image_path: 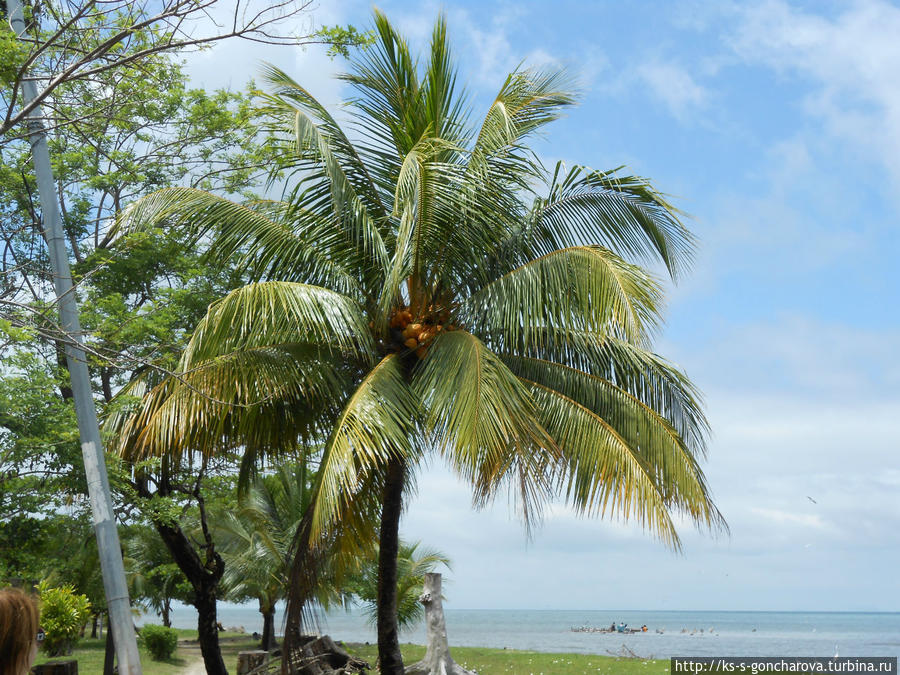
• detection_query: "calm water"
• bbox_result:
[153,605,900,658]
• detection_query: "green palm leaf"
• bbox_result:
[463,245,664,347]
[110,346,339,461]
[115,188,362,294]
[180,281,374,367]
[309,354,419,538]
[526,380,681,548]
[412,330,556,522]
[533,163,696,279]
[502,355,724,531]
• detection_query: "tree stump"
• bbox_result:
[404,573,475,675]
[32,661,78,675]
[237,650,269,674]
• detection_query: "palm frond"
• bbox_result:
[533,163,696,279]
[342,9,423,160]
[412,330,556,524]
[503,356,725,532]
[308,354,419,539]
[259,67,391,293]
[469,67,577,181]
[488,328,709,456]
[525,379,682,548]
[109,345,342,461]
[462,246,665,348]
[261,64,388,221]
[114,188,361,294]
[421,13,470,147]
[179,281,374,367]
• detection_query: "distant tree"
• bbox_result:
[125,523,192,628]
[216,463,315,651]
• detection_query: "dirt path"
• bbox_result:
[177,642,206,674]
[181,660,207,675]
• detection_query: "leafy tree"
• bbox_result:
[0,36,273,675]
[0,0,368,138]
[113,11,726,673]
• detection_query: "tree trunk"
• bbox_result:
[154,519,227,675]
[196,584,226,675]
[377,457,406,675]
[405,574,474,675]
[103,616,115,675]
[162,599,171,628]
[135,470,226,675]
[261,603,277,651]
[91,614,99,638]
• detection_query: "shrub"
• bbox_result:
[138,624,179,661]
[37,581,92,656]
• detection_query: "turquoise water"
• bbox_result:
[156,605,900,658]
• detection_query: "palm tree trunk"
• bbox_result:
[261,602,277,651]
[377,456,406,675]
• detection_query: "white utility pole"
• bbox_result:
[5,1,142,671]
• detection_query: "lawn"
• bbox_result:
[34,634,672,675]
[32,630,256,674]
[349,643,671,675]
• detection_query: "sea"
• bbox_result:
[149,605,900,659]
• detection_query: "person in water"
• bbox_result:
[0,587,41,675]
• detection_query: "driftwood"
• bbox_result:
[405,573,475,675]
[280,635,370,675]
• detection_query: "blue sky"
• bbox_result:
[187,0,900,611]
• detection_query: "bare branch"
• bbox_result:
[3,0,322,139]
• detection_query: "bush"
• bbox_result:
[37,581,92,656]
[138,624,179,661]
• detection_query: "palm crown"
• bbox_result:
[112,11,724,672]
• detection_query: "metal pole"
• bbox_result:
[5,1,143,672]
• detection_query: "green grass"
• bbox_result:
[346,643,670,675]
[35,635,671,675]
[32,633,257,674]
[33,637,191,674]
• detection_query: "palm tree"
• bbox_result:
[349,540,450,633]
[112,11,726,674]
[216,461,353,651]
[215,464,306,650]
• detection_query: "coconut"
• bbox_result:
[415,346,428,359]
[404,337,418,349]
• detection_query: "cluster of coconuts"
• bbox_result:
[388,306,457,359]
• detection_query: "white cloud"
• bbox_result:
[635,61,709,120]
[749,508,827,530]
[731,0,900,183]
